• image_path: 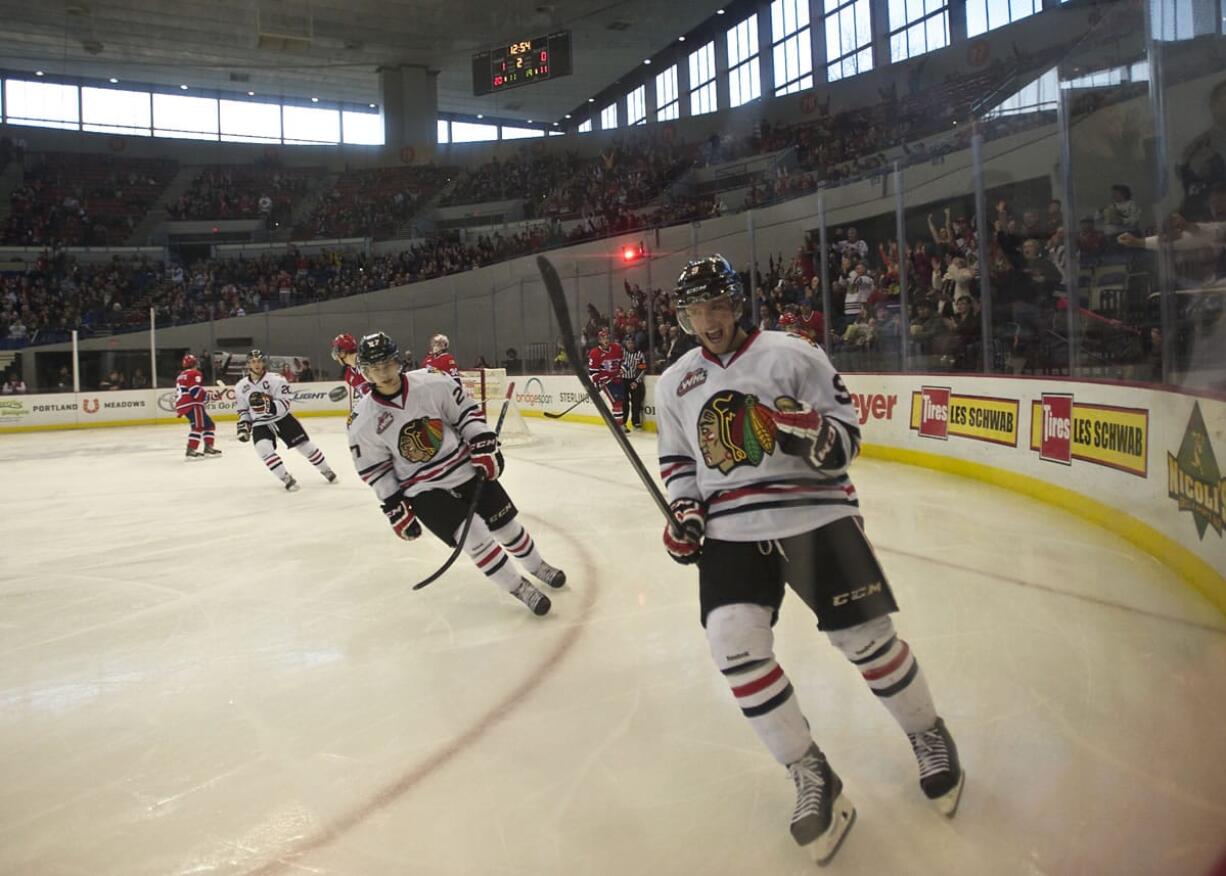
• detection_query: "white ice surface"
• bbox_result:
[1,418,1224,876]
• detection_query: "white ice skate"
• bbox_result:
[787,743,856,866]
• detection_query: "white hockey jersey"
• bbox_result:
[347,369,490,503]
[654,329,861,542]
[235,371,295,426]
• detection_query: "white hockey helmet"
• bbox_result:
[430,333,449,354]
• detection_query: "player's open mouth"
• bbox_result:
[705,328,724,345]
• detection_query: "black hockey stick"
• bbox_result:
[542,395,589,419]
[411,382,515,591]
[535,255,682,536]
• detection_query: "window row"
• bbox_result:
[1,80,382,144]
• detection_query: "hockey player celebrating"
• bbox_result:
[331,332,370,412]
[655,255,963,865]
[422,333,460,379]
[175,353,220,459]
[235,349,338,491]
[587,327,629,432]
[347,331,565,615]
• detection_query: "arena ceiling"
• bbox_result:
[0,0,724,122]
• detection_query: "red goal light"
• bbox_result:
[621,242,644,263]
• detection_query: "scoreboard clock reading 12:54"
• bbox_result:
[472,31,573,96]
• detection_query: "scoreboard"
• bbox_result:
[472,31,573,96]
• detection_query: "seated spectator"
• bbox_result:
[910,300,948,355]
[945,295,981,369]
[841,309,876,349]
[503,348,521,374]
[1099,184,1142,236]
[129,367,149,389]
[2,371,27,393]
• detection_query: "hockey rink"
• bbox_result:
[1,416,1224,876]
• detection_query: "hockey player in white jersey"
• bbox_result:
[235,349,338,491]
[655,255,964,865]
[347,332,565,615]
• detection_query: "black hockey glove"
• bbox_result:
[237,420,251,443]
[382,494,422,541]
[771,397,842,472]
[663,498,705,565]
[469,433,504,481]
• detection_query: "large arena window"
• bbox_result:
[771,0,813,96]
[888,0,950,62]
[688,40,718,115]
[81,86,151,136]
[502,125,544,139]
[450,121,497,142]
[966,0,1041,37]
[655,65,679,121]
[726,13,762,107]
[626,85,647,126]
[577,118,593,133]
[601,101,618,130]
[4,79,80,130]
[219,99,281,143]
[153,93,219,140]
[282,105,340,144]
[437,119,450,144]
[824,0,873,83]
[341,110,383,145]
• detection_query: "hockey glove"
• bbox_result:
[382,494,422,541]
[236,420,252,443]
[771,398,841,472]
[663,498,705,565]
[469,433,504,481]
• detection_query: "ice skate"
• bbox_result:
[786,743,855,866]
[510,579,551,616]
[284,476,299,492]
[185,449,204,461]
[907,717,964,817]
[202,446,222,457]
[532,560,567,589]
[323,469,337,483]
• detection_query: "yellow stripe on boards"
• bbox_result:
[859,443,1225,618]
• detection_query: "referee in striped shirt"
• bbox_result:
[620,336,647,430]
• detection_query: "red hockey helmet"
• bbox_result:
[331,332,358,362]
[181,353,198,369]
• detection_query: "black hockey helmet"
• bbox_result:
[247,349,267,374]
[356,331,400,369]
[673,254,744,335]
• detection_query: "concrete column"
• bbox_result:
[948,0,968,45]
[757,1,775,98]
[715,24,732,111]
[378,65,439,162]
[810,0,829,83]
[870,0,892,71]
[677,47,693,117]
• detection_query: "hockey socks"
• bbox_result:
[256,439,293,486]
[828,616,937,735]
[297,441,336,479]
[490,521,564,587]
[460,518,530,592]
[707,604,814,765]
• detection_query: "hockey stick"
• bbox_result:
[411,381,516,591]
[542,394,589,419]
[535,255,682,536]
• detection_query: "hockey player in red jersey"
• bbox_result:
[175,353,220,460]
[656,255,963,865]
[331,332,370,412]
[587,328,629,432]
[422,333,460,379]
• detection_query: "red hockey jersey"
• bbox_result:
[422,352,459,378]
[175,368,207,415]
[587,343,624,385]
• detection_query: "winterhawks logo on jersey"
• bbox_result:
[676,367,708,397]
[696,390,780,473]
[397,417,445,463]
[249,391,273,416]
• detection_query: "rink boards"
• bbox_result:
[2,372,1223,612]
